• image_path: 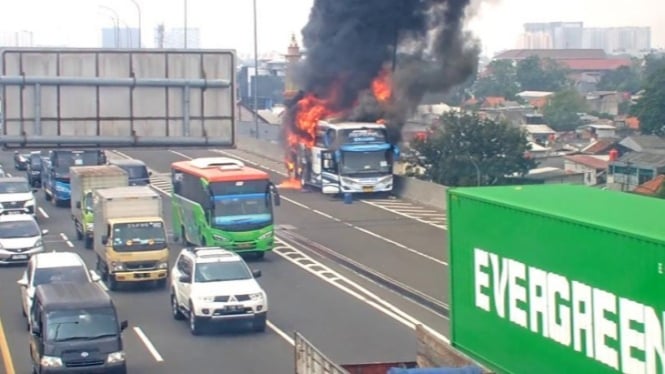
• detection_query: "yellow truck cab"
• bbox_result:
[93,186,169,291]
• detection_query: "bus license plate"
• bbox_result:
[237,243,252,248]
[362,186,374,192]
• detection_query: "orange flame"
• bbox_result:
[282,68,393,187]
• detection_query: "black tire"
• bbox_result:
[255,251,265,260]
[107,273,118,291]
[84,237,93,250]
[44,190,51,201]
[189,303,202,335]
[253,314,267,332]
[171,293,185,320]
[75,223,83,240]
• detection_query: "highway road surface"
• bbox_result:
[0,147,449,374]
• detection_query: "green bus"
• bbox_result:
[171,157,281,258]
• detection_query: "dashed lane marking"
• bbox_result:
[38,207,49,219]
[90,271,109,291]
[133,326,164,362]
[59,232,74,248]
[174,150,446,266]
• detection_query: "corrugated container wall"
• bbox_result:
[447,184,665,374]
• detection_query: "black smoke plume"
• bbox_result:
[289,0,481,143]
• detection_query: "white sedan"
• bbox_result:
[18,251,101,329]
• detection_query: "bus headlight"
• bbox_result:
[258,231,272,240]
[213,234,229,242]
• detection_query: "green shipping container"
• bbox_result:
[447,184,665,374]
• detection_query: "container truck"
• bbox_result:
[294,325,489,374]
[447,184,665,374]
[70,165,129,249]
[93,186,169,291]
[292,120,400,195]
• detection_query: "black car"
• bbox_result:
[107,158,151,186]
[29,282,129,374]
[14,151,31,171]
[26,153,45,187]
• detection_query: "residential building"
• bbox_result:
[585,124,617,139]
[101,27,140,48]
[580,138,621,155]
[618,135,665,153]
[585,91,621,115]
[583,27,651,54]
[517,91,554,108]
[606,152,665,191]
[563,154,609,185]
[632,175,665,197]
[521,22,584,49]
[523,124,556,145]
[0,30,33,47]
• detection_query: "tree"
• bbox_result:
[472,60,520,100]
[597,65,642,93]
[412,112,536,187]
[643,54,665,82]
[542,89,588,131]
[516,56,570,92]
[631,67,665,135]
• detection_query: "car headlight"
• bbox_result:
[24,199,35,207]
[249,292,264,301]
[107,351,125,364]
[213,234,229,242]
[111,262,124,271]
[34,239,43,248]
[197,296,214,302]
[258,231,273,240]
[157,262,168,269]
[40,356,63,368]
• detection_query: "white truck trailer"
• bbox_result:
[70,165,128,249]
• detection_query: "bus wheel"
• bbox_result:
[255,252,265,260]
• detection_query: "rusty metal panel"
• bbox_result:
[0,48,235,148]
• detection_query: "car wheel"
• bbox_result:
[189,303,201,335]
[253,313,267,332]
[171,293,184,320]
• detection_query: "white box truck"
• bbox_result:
[70,165,128,249]
[93,186,169,291]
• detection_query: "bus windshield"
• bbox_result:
[112,221,166,252]
[340,150,391,176]
[212,193,272,228]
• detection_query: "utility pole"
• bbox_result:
[252,0,260,139]
[183,0,188,48]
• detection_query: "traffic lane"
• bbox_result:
[209,147,449,262]
[253,247,417,364]
[126,149,450,304]
[36,179,296,374]
[2,183,164,373]
[120,149,425,361]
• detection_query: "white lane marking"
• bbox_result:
[133,326,164,362]
[267,320,295,346]
[176,150,446,266]
[59,232,74,248]
[90,271,109,291]
[38,207,49,219]
[5,173,11,177]
[361,200,448,230]
[272,237,451,343]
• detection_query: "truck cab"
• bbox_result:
[43,149,107,207]
[93,186,169,291]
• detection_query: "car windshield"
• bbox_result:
[45,308,118,342]
[0,181,31,193]
[112,221,166,252]
[0,220,40,238]
[194,261,252,283]
[340,150,390,176]
[33,266,89,286]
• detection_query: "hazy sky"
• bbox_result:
[0,0,662,58]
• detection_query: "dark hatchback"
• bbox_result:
[108,159,151,186]
[29,282,128,374]
[27,153,46,187]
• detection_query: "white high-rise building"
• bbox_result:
[101,27,140,48]
[154,26,200,48]
[0,30,34,47]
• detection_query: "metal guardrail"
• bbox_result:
[294,332,349,374]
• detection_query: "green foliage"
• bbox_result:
[643,54,665,81]
[542,90,588,131]
[411,112,536,187]
[597,65,642,93]
[472,60,520,100]
[618,101,631,115]
[516,56,570,92]
[631,66,665,135]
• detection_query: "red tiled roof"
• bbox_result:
[564,155,609,170]
[633,175,665,196]
[581,139,617,154]
[559,59,631,71]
